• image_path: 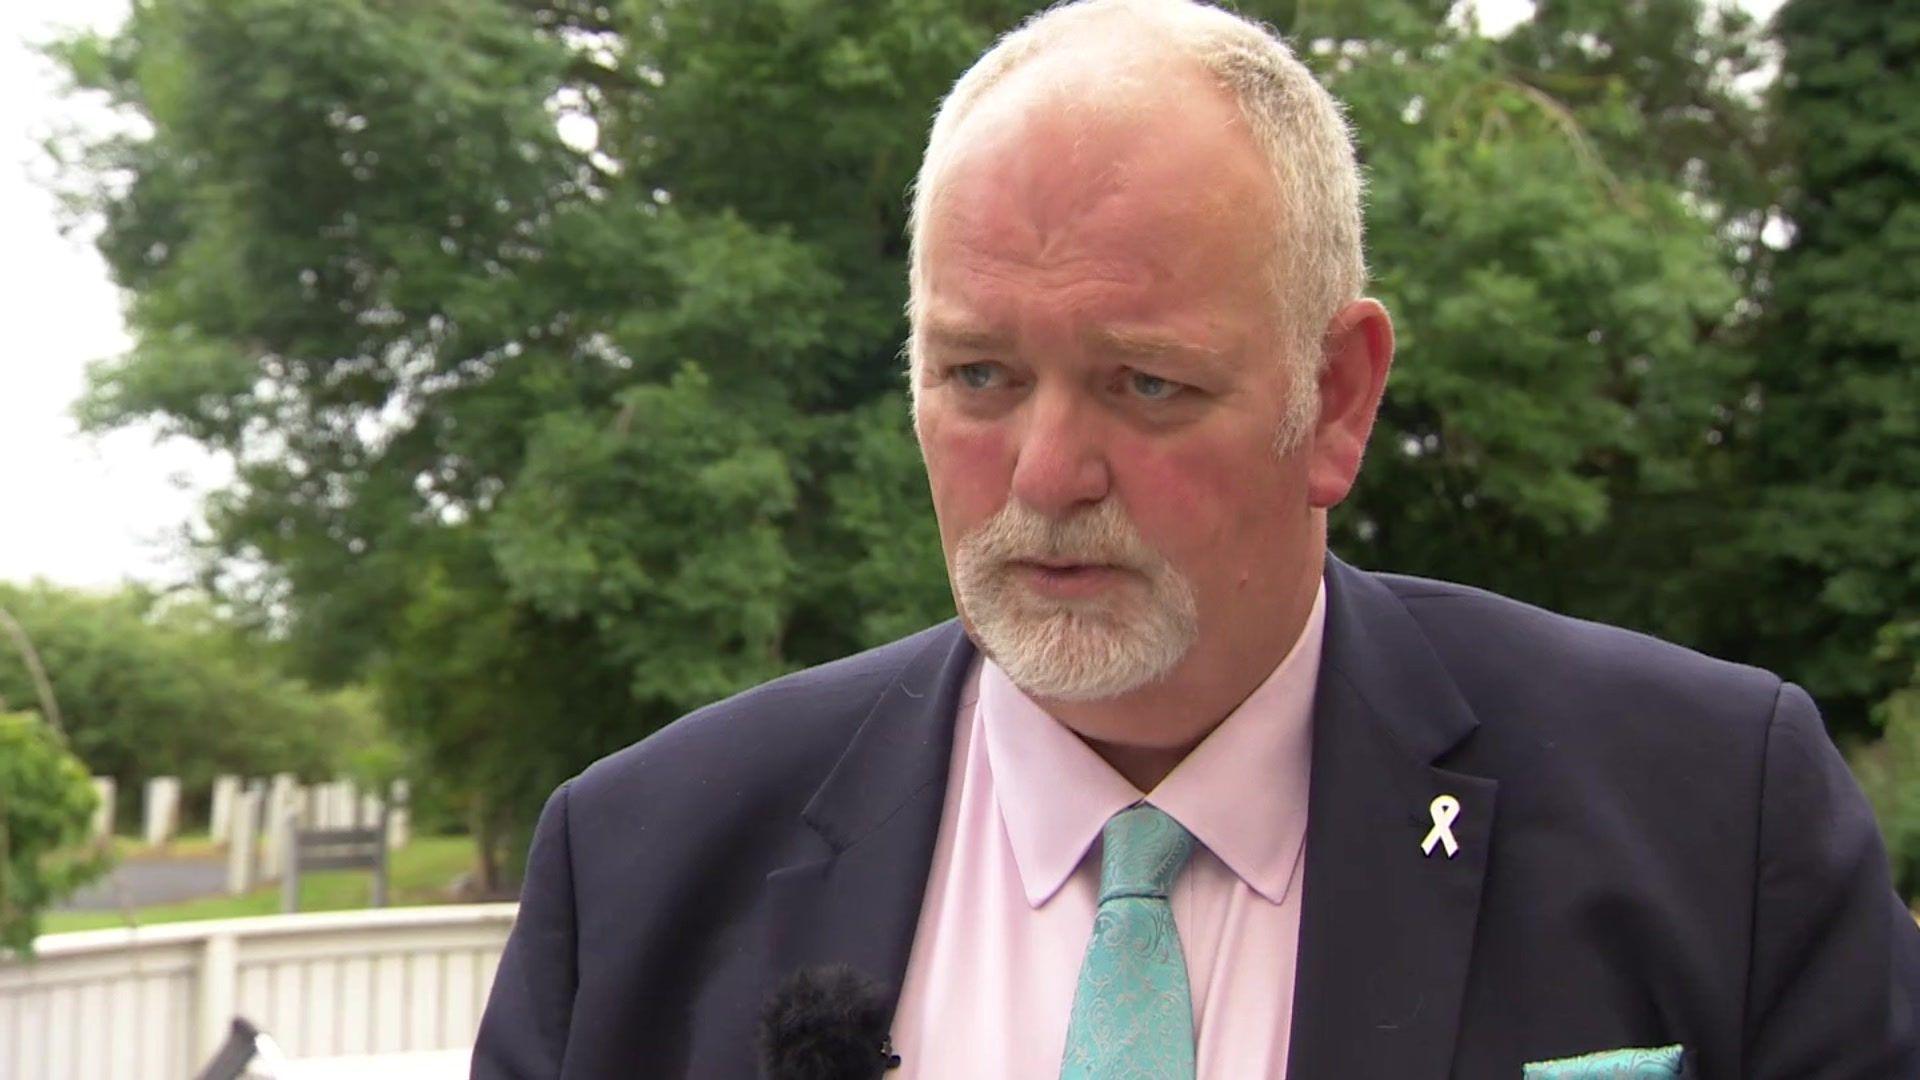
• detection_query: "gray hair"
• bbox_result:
[906,0,1367,446]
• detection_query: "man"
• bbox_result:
[473,1,1920,1077]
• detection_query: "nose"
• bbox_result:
[1008,384,1111,517]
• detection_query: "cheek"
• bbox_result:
[1118,434,1295,570]
[920,413,1014,543]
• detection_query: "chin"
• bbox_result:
[978,605,1195,703]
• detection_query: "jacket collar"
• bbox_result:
[763,622,972,1013]
[797,623,971,854]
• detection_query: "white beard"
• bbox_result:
[952,499,1198,701]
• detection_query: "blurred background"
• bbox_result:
[0,0,1914,1071]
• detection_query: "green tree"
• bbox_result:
[0,711,107,955]
[0,582,381,824]
[373,533,637,893]
[45,0,1005,876]
[1495,0,1777,258]
[1330,21,1751,631]
[1729,0,1920,737]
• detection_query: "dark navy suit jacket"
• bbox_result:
[472,557,1920,1078]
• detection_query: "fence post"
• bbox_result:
[335,779,358,828]
[262,773,296,879]
[89,776,116,843]
[280,812,301,914]
[387,779,411,850]
[209,775,240,840]
[144,776,180,847]
[369,799,389,908]
[197,931,238,1067]
[226,784,261,895]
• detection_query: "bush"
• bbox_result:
[0,583,390,826]
[1847,623,1920,902]
[0,711,109,955]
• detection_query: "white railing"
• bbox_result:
[0,903,517,1080]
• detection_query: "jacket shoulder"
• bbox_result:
[568,621,963,814]
[1374,570,1783,716]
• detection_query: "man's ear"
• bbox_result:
[1306,298,1394,509]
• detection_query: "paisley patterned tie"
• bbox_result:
[1059,803,1198,1080]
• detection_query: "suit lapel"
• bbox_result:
[1287,558,1498,1080]
[763,623,974,1016]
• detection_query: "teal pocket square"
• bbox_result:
[1522,1044,1684,1078]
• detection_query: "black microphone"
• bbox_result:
[759,964,902,1079]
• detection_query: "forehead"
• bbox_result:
[917,54,1278,324]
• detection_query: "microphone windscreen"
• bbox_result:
[759,964,897,1080]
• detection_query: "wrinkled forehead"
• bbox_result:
[916,52,1280,295]
[932,48,1268,217]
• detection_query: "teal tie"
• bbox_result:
[1059,803,1198,1080]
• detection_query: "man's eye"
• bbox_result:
[955,362,1001,390]
[1129,372,1180,400]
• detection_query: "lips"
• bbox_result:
[1004,559,1134,600]
[1008,558,1126,576]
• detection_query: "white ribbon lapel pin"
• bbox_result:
[1421,794,1461,859]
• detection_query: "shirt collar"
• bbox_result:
[981,579,1326,908]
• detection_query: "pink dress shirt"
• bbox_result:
[890,581,1326,1078]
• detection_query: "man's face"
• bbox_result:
[912,63,1324,709]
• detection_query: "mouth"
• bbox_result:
[1018,557,1111,571]
[1005,559,1131,598]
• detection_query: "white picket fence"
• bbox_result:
[0,903,517,1080]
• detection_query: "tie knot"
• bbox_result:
[1097,803,1195,903]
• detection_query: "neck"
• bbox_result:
[1084,737,1199,792]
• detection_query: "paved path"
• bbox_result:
[57,854,229,911]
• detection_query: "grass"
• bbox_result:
[108,832,225,860]
[39,835,480,935]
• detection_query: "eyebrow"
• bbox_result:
[1085,325,1227,367]
[919,317,1014,354]
[918,316,1225,367]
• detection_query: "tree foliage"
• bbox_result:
[1851,623,1920,897]
[0,712,107,955]
[41,0,1905,882]
[0,583,380,824]
[1334,19,1753,633]
[1751,0,1920,885]
[1734,0,1920,717]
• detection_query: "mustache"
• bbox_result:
[958,500,1160,570]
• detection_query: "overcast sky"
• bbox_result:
[0,0,1784,593]
[1,0,227,592]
